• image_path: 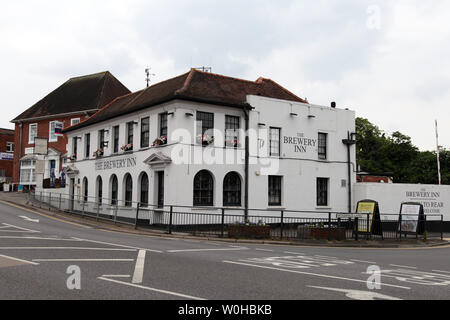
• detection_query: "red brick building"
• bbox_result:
[11,71,130,190]
[0,128,15,184]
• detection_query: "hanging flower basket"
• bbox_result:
[93,149,104,158]
[152,136,167,147]
[225,139,241,148]
[121,144,133,152]
[197,134,214,146]
[69,154,77,161]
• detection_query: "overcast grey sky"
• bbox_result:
[1,1,449,151]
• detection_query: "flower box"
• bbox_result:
[225,139,241,148]
[310,227,346,240]
[228,224,271,239]
[152,136,167,147]
[121,144,133,152]
[93,149,104,158]
[197,134,214,146]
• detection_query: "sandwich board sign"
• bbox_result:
[398,202,425,236]
[355,199,382,236]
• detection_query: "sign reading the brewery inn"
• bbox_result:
[405,190,444,214]
[283,133,317,153]
[95,157,137,171]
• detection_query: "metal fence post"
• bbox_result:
[81,201,85,218]
[221,208,225,238]
[135,203,140,230]
[96,202,100,221]
[355,217,359,241]
[168,206,173,234]
[48,193,52,211]
[328,212,331,241]
[441,215,444,241]
[337,218,341,241]
[398,214,402,240]
[366,213,370,240]
[39,191,43,208]
[58,194,62,210]
[280,210,284,240]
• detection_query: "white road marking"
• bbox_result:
[284,251,305,255]
[98,277,206,300]
[377,269,450,286]
[0,223,40,233]
[0,253,40,265]
[255,249,274,252]
[0,247,137,251]
[0,236,83,241]
[308,286,402,300]
[102,275,131,278]
[432,270,450,274]
[33,259,134,262]
[223,260,411,290]
[351,259,377,264]
[167,248,248,253]
[132,250,146,284]
[70,237,163,253]
[19,216,39,223]
[389,264,417,269]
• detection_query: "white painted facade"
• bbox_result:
[38,95,356,219]
[355,183,449,220]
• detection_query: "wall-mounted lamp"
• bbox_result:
[185,112,194,117]
[101,141,109,148]
[290,113,298,117]
[258,123,266,127]
[167,112,175,116]
[75,136,82,140]
[308,115,316,119]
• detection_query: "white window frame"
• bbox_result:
[6,142,14,153]
[28,123,38,144]
[71,118,81,126]
[49,121,58,142]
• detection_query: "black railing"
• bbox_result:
[29,191,446,242]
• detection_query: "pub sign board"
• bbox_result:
[355,199,382,235]
[398,202,425,235]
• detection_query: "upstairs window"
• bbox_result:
[159,113,168,142]
[141,117,150,148]
[225,115,240,148]
[318,132,328,160]
[127,122,134,149]
[113,126,120,153]
[6,142,14,153]
[196,111,214,145]
[98,130,106,150]
[85,133,91,158]
[269,127,281,156]
[29,124,38,144]
[71,118,80,126]
[49,121,57,142]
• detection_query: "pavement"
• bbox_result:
[0,193,450,301]
[0,192,448,248]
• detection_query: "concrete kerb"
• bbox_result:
[1,192,449,249]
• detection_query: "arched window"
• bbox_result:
[111,175,118,206]
[223,172,241,207]
[140,172,149,207]
[193,170,214,206]
[82,177,88,202]
[124,174,133,207]
[96,176,103,205]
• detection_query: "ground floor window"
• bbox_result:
[97,176,102,205]
[268,176,282,206]
[140,172,149,207]
[20,159,36,185]
[124,174,133,207]
[223,172,241,206]
[83,177,88,202]
[193,170,214,206]
[111,175,118,206]
[317,178,329,206]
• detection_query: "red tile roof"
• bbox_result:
[64,68,306,132]
[12,71,130,122]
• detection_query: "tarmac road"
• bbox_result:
[0,200,449,301]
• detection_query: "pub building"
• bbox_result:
[49,69,355,219]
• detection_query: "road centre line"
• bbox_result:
[167,248,249,253]
[255,248,274,252]
[132,250,146,284]
[0,236,83,241]
[223,260,411,290]
[0,247,137,251]
[0,254,40,265]
[389,264,417,269]
[70,237,163,253]
[98,277,206,300]
[33,259,134,262]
